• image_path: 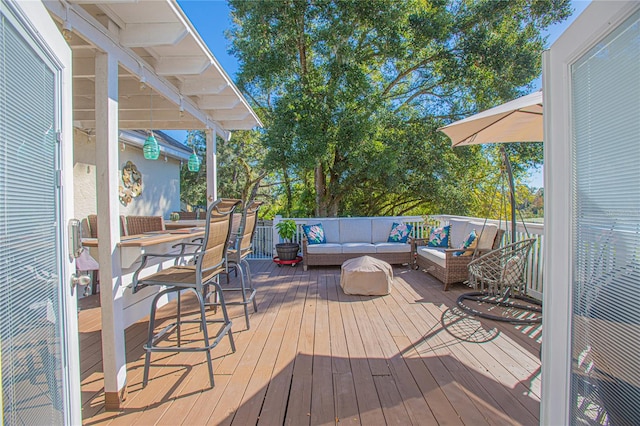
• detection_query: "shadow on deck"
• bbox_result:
[78,260,542,425]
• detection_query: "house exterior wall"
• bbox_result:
[73,129,182,221]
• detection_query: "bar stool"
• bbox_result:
[217,201,262,329]
[131,198,241,388]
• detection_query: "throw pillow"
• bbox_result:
[302,223,326,244]
[454,229,478,256]
[387,222,413,243]
[427,225,450,247]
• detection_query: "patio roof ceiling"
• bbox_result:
[43,0,262,137]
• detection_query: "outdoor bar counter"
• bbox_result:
[82,228,204,328]
[164,220,206,230]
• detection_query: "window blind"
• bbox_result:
[570,9,640,425]
[0,11,64,425]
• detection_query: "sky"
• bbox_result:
[170,0,593,189]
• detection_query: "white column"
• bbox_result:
[94,52,127,409]
[206,128,217,205]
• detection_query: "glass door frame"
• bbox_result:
[542,1,640,424]
[0,1,80,424]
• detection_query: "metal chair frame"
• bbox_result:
[213,201,262,329]
[131,198,241,387]
[457,238,542,324]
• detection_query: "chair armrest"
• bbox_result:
[443,248,479,259]
[131,250,197,293]
[302,236,309,257]
[408,237,429,251]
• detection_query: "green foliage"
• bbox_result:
[275,219,297,242]
[226,0,568,218]
[179,129,273,215]
[180,131,207,208]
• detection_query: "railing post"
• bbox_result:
[273,215,282,256]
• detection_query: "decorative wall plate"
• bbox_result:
[119,161,142,206]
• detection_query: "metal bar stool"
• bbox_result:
[213,201,262,329]
[131,198,241,388]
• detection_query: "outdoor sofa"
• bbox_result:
[413,218,504,290]
[301,217,413,270]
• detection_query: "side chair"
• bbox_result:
[131,198,241,388]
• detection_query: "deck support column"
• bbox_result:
[95,51,127,410]
[206,128,217,205]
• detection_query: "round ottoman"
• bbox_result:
[340,256,393,296]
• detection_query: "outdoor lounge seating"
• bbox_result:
[171,210,205,220]
[126,215,165,235]
[131,198,240,388]
[457,238,541,324]
[86,214,127,237]
[413,218,504,290]
[301,217,413,270]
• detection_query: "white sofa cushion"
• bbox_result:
[342,243,376,254]
[374,242,411,253]
[318,219,340,243]
[417,246,447,268]
[340,219,372,243]
[306,242,343,254]
[464,221,498,250]
[371,219,396,243]
[448,218,470,248]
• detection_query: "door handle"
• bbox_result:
[70,273,91,290]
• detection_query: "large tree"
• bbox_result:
[230,0,569,217]
[180,130,271,211]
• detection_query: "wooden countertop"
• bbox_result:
[82,228,205,248]
[165,220,206,230]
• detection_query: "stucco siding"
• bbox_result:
[73,129,182,222]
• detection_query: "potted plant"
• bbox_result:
[169,212,180,222]
[275,219,300,261]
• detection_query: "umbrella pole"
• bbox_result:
[501,145,517,244]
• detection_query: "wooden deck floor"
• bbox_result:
[79,260,542,425]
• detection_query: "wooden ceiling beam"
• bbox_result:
[120,23,188,48]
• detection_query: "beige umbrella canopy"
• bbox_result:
[438,90,543,243]
[439,91,543,146]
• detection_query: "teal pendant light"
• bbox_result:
[143,89,159,160]
[188,150,200,172]
[143,131,160,160]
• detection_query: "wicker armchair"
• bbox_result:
[176,211,198,220]
[413,222,504,290]
[87,214,127,237]
[126,215,165,235]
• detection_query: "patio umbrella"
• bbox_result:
[438,90,543,242]
[440,91,543,146]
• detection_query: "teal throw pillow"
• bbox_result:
[303,223,326,245]
[427,225,450,247]
[454,229,477,256]
[387,222,413,243]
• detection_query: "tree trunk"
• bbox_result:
[283,168,293,216]
[315,162,328,217]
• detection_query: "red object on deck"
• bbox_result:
[273,256,303,267]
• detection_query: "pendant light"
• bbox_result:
[188,149,200,172]
[143,90,159,160]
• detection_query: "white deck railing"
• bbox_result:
[253,215,544,299]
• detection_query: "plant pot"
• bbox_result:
[276,243,300,261]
